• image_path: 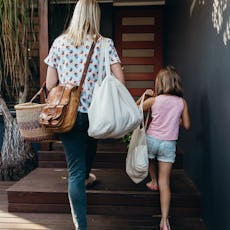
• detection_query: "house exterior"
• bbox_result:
[37,1,230,230]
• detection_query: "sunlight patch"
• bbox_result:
[212,0,227,34]
[223,16,230,45]
[190,0,230,46]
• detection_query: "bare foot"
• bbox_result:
[146,181,159,191]
[160,218,171,230]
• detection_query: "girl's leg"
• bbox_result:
[146,135,159,191]
[158,161,173,229]
[146,160,159,191]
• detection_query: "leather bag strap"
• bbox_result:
[78,41,96,92]
[30,40,96,103]
[29,81,47,103]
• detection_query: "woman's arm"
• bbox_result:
[111,63,125,85]
[181,99,190,129]
[46,66,59,92]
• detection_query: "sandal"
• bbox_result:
[85,173,96,187]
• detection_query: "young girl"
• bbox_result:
[138,66,190,230]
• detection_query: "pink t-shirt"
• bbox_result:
[146,95,184,140]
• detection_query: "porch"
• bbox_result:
[2,140,207,229]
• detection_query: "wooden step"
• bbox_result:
[87,216,207,230]
[38,150,183,169]
[1,182,207,230]
[38,140,183,169]
[38,150,127,169]
[38,139,128,168]
[7,168,200,217]
[51,139,127,152]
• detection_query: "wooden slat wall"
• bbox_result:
[28,5,40,98]
[115,7,163,97]
[29,16,39,60]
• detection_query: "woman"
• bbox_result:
[44,0,125,229]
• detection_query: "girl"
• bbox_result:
[138,66,190,230]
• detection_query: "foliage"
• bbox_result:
[0,0,37,180]
[121,132,132,148]
[0,0,37,103]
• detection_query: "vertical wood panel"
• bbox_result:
[38,0,51,150]
[38,0,49,89]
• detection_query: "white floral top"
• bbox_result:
[44,35,120,113]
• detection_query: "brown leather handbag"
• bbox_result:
[39,41,96,133]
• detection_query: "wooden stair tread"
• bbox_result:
[7,168,200,216]
[38,148,183,169]
[7,168,200,215]
[52,139,127,151]
[87,215,207,230]
[38,139,183,169]
[7,168,198,194]
[1,182,207,229]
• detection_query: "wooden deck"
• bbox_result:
[2,177,207,230]
[7,168,200,216]
[1,140,208,229]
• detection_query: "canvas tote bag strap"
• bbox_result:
[139,93,146,127]
[78,40,96,92]
[104,39,112,77]
[145,109,150,129]
[98,37,106,85]
[139,92,151,129]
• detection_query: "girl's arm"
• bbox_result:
[136,89,155,105]
[46,66,59,92]
[181,99,190,129]
[142,97,155,111]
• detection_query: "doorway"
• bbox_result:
[114,6,163,97]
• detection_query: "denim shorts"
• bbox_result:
[146,134,176,163]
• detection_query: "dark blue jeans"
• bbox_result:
[58,112,97,230]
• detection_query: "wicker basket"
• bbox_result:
[14,102,56,142]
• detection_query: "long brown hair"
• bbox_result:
[154,66,183,97]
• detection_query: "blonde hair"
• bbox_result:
[155,66,183,97]
[65,0,101,47]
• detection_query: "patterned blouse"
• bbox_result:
[44,35,121,113]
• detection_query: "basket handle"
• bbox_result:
[30,82,47,103]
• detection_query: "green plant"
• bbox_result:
[0,0,37,103]
[121,132,132,148]
[0,0,37,180]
